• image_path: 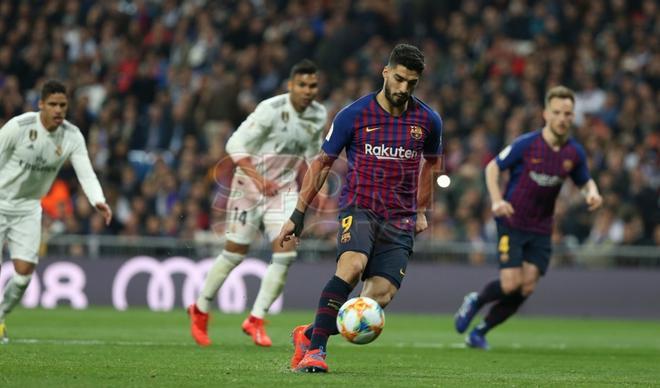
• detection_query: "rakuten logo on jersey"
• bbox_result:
[529,171,564,187]
[364,144,418,160]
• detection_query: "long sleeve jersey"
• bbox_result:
[225,93,327,186]
[0,112,105,215]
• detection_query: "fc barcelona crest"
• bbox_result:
[563,159,573,171]
[55,145,63,156]
[281,111,289,123]
[340,232,351,243]
[29,129,37,141]
[410,125,422,140]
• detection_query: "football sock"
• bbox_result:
[196,250,245,313]
[476,279,504,308]
[250,252,296,319]
[0,273,32,321]
[304,324,314,340]
[476,291,527,334]
[309,275,353,351]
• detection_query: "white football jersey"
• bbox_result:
[0,112,105,215]
[225,93,327,186]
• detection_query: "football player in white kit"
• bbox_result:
[0,80,112,343]
[187,60,327,347]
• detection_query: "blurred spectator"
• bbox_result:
[0,0,655,263]
[41,179,73,220]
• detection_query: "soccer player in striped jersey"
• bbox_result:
[187,60,327,347]
[0,80,112,343]
[278,44,443,372]
[454,86,603,350]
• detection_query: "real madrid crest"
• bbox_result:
[281,111,289,123]
[562,159,573,171]
[29,129,37,141]
[55,145,63,156]
[410,125,422,140]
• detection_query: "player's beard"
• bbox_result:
[549,122,569,143]
[384,83,409,107]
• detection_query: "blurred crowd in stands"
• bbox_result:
[0,0,657,263]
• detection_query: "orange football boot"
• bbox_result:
[290,324,312,370]
[295,348,328,373]
[241,315,272,347]
[187,304,211,346]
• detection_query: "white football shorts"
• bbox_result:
[224,175,298,245]
[0,208,42,264]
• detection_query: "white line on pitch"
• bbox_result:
[10,339,654,351]
[11,338,192,346]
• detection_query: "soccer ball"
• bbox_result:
[336,296,385,345]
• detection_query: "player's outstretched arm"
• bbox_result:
[297,159,331,212]
[95,202,113,225]
[416,157,441,234]
[581,179,603,211]
[277,150,335,247]
[485,159,514,217]
[70,134,111,225]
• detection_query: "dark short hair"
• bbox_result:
[290,59,318,78]
[388,43,425,73]
[545,85,575,107]
[41,80,67,100]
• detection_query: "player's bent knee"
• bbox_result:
[336,265,364,287]
[362,277,397,308]
[337,252,367,275]
[501,279,522,295]
[12,260,36,275]
[335,269,362,286]
[521,283,536,296]
[224,240,250,255]
[369,292,395,308]
[220,249,246,266]
[363,285,396,308]
[370,295,390,308]
[271,251,296,266]
[347,260,366,275]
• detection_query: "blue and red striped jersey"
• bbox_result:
[322,93,443,230]
[495,130,590,235]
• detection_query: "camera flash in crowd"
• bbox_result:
[436,174,451,188]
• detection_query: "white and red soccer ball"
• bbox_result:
[336,296,385,345]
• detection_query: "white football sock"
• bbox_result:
[196,250,245,313]
[250,252,296,319]
[0,273,32,321]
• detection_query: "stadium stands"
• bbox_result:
[0,0,656,264]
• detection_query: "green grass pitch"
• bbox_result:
[1,308,659,387]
